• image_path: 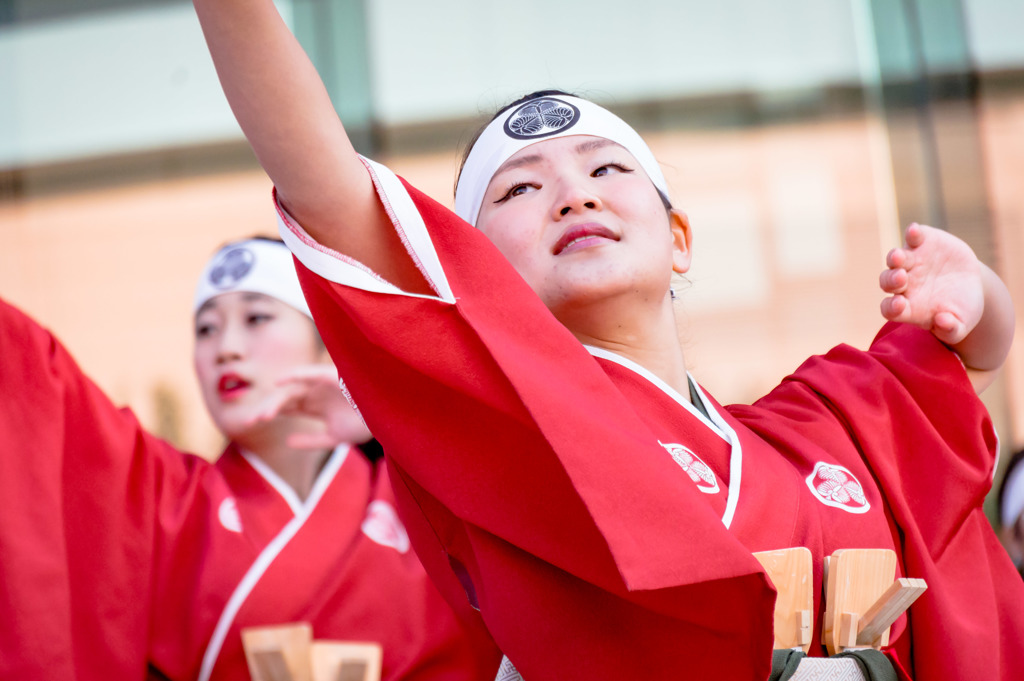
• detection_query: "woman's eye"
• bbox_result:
[195,323,215,339]
[247,313,273,326]
[494,182,537,204]
[593,164,631,177]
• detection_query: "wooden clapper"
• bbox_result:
[754,547,927,655]
[241,623,382,681]
[821,548,927,655]
[753,547,815,652]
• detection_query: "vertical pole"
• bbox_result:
[291,0,378,155]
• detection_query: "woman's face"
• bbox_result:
[193,291,325,441]
[473,135,691,323]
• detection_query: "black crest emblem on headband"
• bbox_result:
[503,98,580,140]
[209,247,255,289]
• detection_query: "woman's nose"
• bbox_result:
[554,180,602,218]
[215,322,245,364]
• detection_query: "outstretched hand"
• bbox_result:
[879,223,984,346]
[247,365,372,450]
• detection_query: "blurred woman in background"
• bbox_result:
[0,237,497,681]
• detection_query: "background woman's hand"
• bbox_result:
[247,365,372,449]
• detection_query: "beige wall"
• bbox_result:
[0,172,277,458]
[980,94,1024,451]
[2,109,1021,466]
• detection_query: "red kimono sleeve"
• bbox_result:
[0,298,233,681]
[747,323,1024,680]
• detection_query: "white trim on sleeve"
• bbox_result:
[275,157,455,304]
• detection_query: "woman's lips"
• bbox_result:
[217,373,251,401]
[553,223,618,255]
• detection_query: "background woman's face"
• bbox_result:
[193,291,323,441]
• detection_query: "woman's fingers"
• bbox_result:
[275,364,338,387]
[932,311,968,345]
[904,222,926,248]
[879,266,908,294]
[880,294,909,322]
[247,383,305,425]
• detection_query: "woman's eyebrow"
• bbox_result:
[574,138,618,155]
[492,138,622,179]
[492,152,543,177]
[196,299,218,315]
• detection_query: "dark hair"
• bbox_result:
[209,234,287,260]
[454,89,672,211]
[248,234,285,244]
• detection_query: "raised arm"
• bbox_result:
[879,223,1015,393]
[193,0,430,293]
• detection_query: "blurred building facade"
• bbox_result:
[1,0,1022,517]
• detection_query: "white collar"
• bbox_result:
[584,345,743,528]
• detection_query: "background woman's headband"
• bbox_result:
[454,95,669,226]
[193,238,312,318]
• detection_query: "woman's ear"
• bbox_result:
[670,209,692,274]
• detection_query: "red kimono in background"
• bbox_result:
[0,298,499,681]
[277,157,1024,681]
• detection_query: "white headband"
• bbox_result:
[454,95,669,226]
[1002,459,1024,527]
[193,238,311,318]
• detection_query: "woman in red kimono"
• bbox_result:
[0,237,499,681]
[193,1,1022,679]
